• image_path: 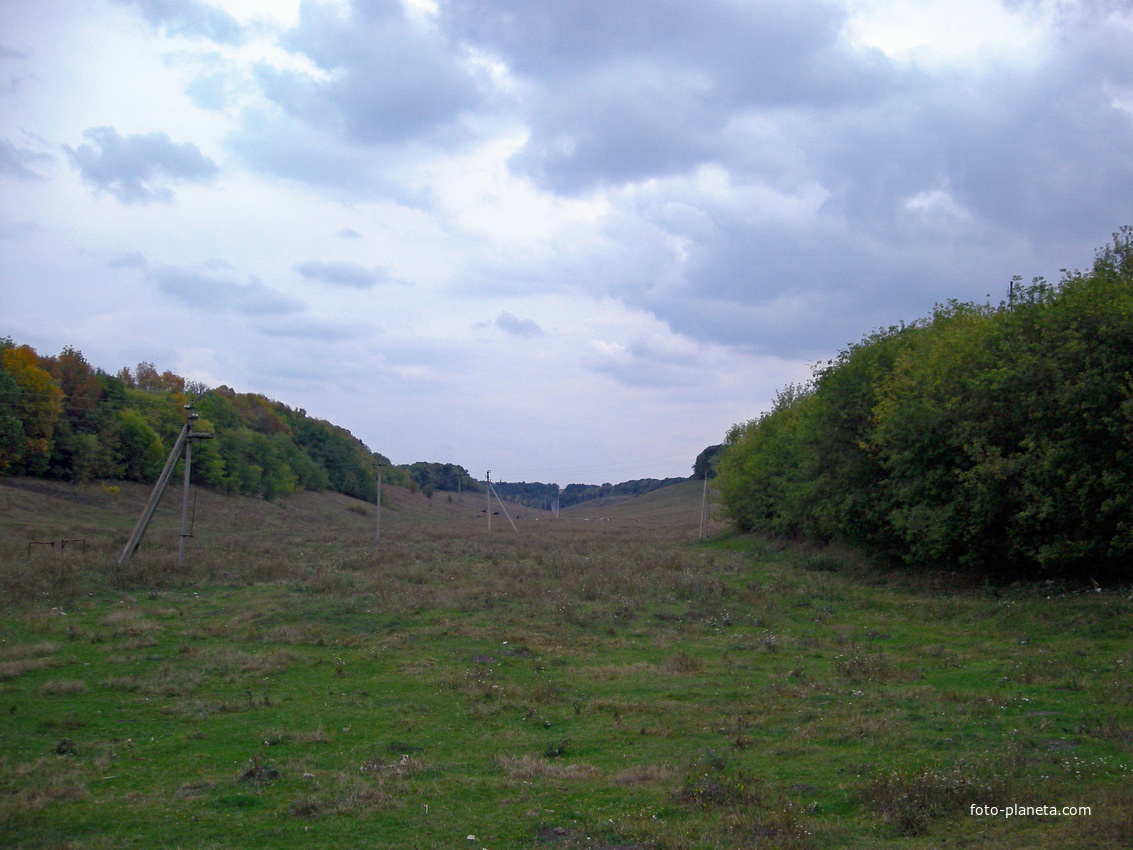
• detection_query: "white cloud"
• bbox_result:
[842,0,1051,64]
[903,186,974,225]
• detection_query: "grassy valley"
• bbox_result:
[1,477,1131,848]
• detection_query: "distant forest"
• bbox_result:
[0,339,703,507]
[717,227,1133,580]
[486,444,721,509]
[489,478,690,511]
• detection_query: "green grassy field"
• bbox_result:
[1,476,1131,848]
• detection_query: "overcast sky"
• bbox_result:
[2,0,1131,484]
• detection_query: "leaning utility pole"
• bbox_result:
[488,476,518,531]
[484,470,518,532]
[118,403,212,572]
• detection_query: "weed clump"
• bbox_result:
[677,750,756,809]
[675,751,813,848]
[287,778,393,819]
[497,754,601,781]
[853,758,1019,836]
[237,756,279,785]
[38,679,87,696]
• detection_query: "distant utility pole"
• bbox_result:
[698,471,710,540]
[486,470,491,531]
[374,460,382,548]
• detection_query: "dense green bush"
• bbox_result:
[718,227,1133,580]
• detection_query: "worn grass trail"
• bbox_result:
[1,477,1131,848]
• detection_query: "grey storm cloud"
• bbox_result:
[254,0,486,148]
[106,0,1133,363]
[438,0,889,191]
[64,127,219,204]
[114,0,244,45]
[294,260,389,288]
[428,0,1133,355]
[150,264,302,315]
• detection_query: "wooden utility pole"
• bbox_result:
[375,461,382,548]
[119,403,212,571]
[486,470,491,531]
[699,472,710,540]
[117,424,188,570]
[178,434,193,566]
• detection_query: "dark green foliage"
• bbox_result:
[401,461,480,495]
[561,477,689,506]
[116,410,165,482]
[488,480,558,507]
[718,227,1133,580]
[0,343,385,503]
[0,366,26,474]
[486,477,689,509]
[693,444,724,479]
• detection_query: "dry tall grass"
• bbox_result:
[0,476,723,619]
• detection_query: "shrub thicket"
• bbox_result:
[717,227,1133,580]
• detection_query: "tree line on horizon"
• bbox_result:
[488,477,692,511]
[0,339,710,507]
[486,446,722,509]
[716,227,1133,581]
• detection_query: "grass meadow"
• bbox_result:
[1,476,1131,848]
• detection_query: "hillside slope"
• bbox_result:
[1,475,719,574]
[0,476,490,567]
[565,477,721,532]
